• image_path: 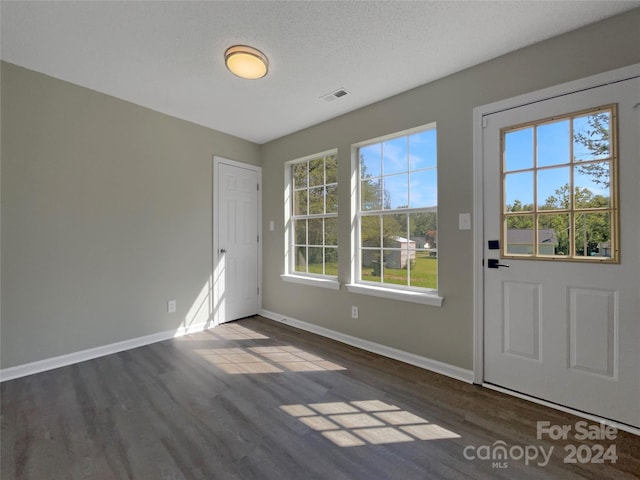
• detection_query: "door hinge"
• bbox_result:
[482,116,488,128]
[257,235,260,243]
[257,183,260,191]
[257,287,260,295]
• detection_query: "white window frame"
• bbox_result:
[347,124,443,306]
[282,149,340,290]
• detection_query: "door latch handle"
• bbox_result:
[220,248,227,254]
[487,259,510,269]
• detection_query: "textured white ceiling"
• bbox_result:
[2,1,638,144]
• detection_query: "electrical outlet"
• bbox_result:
[351,306,359,319]
[167,300,176,313]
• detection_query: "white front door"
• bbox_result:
[482,75,640,428]
[214,158,261,324]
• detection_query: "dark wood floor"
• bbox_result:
[2,316,638,479]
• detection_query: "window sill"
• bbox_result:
[345,283,444,307]
[281,274,341,290]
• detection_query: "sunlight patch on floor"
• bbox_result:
[248,346,345,372]
[195,348,283,374]
[280,400,460,447]
[213,323,270,340]
[194,345,345,374]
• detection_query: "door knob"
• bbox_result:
[487,259,510,268]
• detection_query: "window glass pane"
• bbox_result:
[309,158,324,187]
[404,243,416,270]
[537,119,570,167]
[382,249,408,286]
[410,251,437,290]
[538,213,569,256]
[324,248,338,275]
[294,190,307,215]
[326,185,338,214]
[409,212,437,249]
[409,129,437,170]
[361,178,382,211]
[324,217,337,246]
[505,215,534,255]
[574,212,611,257]
[360,144,381,178]
[383,174,408,209]
[505,127,533,171]
[538,166,570,210]
[573,112,610,162]
[308,247,324,274]
[361,250,382,283]
[294,247,307,273]
[294,219,306,244]
[409,169,437,209]
[383,137,408,175]
[537,213,569,256]
[308,218,323,246]
[308,187,324,214]
[574,162,610,208]
[325,155,338,184]
[293,162,307,189]
[505,171,533,211]
[361,215,381,248]
[383,214,405,246]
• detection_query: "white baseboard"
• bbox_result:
[0,320,214,382]
[259,308,474,384]
[1,310,475,385]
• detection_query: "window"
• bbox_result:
[284,151,338,285]
[501,105,618,262]
[354,125,438,293]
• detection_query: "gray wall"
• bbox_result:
[260,10,640,370]
[1,62,260,368]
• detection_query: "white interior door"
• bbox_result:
[214,158,260,324]
[482,76,640,428]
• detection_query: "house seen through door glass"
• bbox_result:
[501,105,618,262]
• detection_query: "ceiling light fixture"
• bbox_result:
[224,45,269,80]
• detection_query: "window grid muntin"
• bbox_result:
[500,104,618,262]
[290,153,338,277]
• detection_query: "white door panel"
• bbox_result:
[215,160,260,323]
[483,76,640,428]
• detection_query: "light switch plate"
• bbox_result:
[459,213,471,230]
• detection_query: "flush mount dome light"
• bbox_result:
[224,45,269,79]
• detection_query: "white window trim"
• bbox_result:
[283,149,339,285]
[281,274,340,290]
[350,123,444,306]
[346,283,443,306]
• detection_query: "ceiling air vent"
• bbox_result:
[320,88,349,102]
